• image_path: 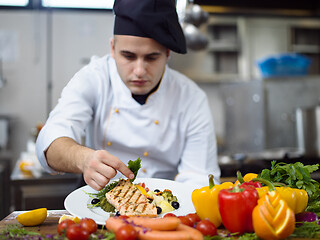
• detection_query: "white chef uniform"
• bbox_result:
[36,55,221,187]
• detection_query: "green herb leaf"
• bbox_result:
[128,157,142,183]
[290,221,320,238]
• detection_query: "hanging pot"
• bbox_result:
[184,3,209,27]
[182,22,208,51]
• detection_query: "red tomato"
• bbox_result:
[57,219,75,235]
[196,219,217,236]
[163,213,177,218]
[178,216,193,227]
[79,218,97,234]
[115,224,138,240]
[66,224,90,240]
[186,213,201,226]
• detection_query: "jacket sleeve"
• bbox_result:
[175,90,221,187]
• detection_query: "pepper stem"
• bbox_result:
[236,171,245,184]
[252,178,276,191]
[208,174,215,189]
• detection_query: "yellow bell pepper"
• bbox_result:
[234,172,258,186]
[256,185,308,214]
[191,174,234,227]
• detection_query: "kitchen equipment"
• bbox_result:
[180,1,209,51]
[182,22,208,50]
[296,106,320,157]
[184,3,209,27]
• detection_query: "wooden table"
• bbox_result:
[0,210,69,236]
[0,210,315,239]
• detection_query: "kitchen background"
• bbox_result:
[0,1,320,218]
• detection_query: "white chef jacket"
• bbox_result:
[36,54,220,187]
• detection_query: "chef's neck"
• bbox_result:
[132,79,161,105]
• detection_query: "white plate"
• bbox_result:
[64,178,197,225]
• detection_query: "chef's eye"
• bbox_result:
[123,54,136,60]
[145,56,157,61]
[120,51,136,60]
[145,54,160,62]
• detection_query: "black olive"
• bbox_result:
[91,198,100,205]
[154,189,161,193]
[156,206,162,214]
[171,201,180,209]
[115,211,120,216]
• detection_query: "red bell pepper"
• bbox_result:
[218,184,259,234]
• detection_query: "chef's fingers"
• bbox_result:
[84,174,107,191]
[95,150,134,180]
[107,158,135,180]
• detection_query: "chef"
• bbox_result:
[36,0,221,190]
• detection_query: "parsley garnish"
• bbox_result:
[128,157,141,183]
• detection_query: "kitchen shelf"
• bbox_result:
[291,44,320,54]
[208,41,240,52]
[290,26,320,74]
[183,72,243,83]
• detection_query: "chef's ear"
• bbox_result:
[166,49,171,60]
[110,37,115,58]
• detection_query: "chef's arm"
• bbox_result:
[45,137,134,190]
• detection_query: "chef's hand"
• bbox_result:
[82,150,135,191]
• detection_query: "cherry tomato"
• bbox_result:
[66,224,90,240]
[178,216,193,227]
[186,213,201,226]
[115,224,138,240]
[57,219,75,235]
[196,219,217,236]
[163,213,177,218]
[79,218,97,234]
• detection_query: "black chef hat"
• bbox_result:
[113,0,187,54]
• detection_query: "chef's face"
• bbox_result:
[111,35,170,95]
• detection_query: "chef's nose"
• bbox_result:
[133,59,147,77]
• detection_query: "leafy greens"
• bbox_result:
[259,161,320,202]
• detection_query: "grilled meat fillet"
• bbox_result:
[105,179,157,217]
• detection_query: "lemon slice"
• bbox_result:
[16,208,47,226]
[58,214,81,224]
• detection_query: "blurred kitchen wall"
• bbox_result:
[1,9,320,166]
[0,9,114,167]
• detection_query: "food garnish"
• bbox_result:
[252,178,295,240]
[16,208,47,227]
[127,157,141,183]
